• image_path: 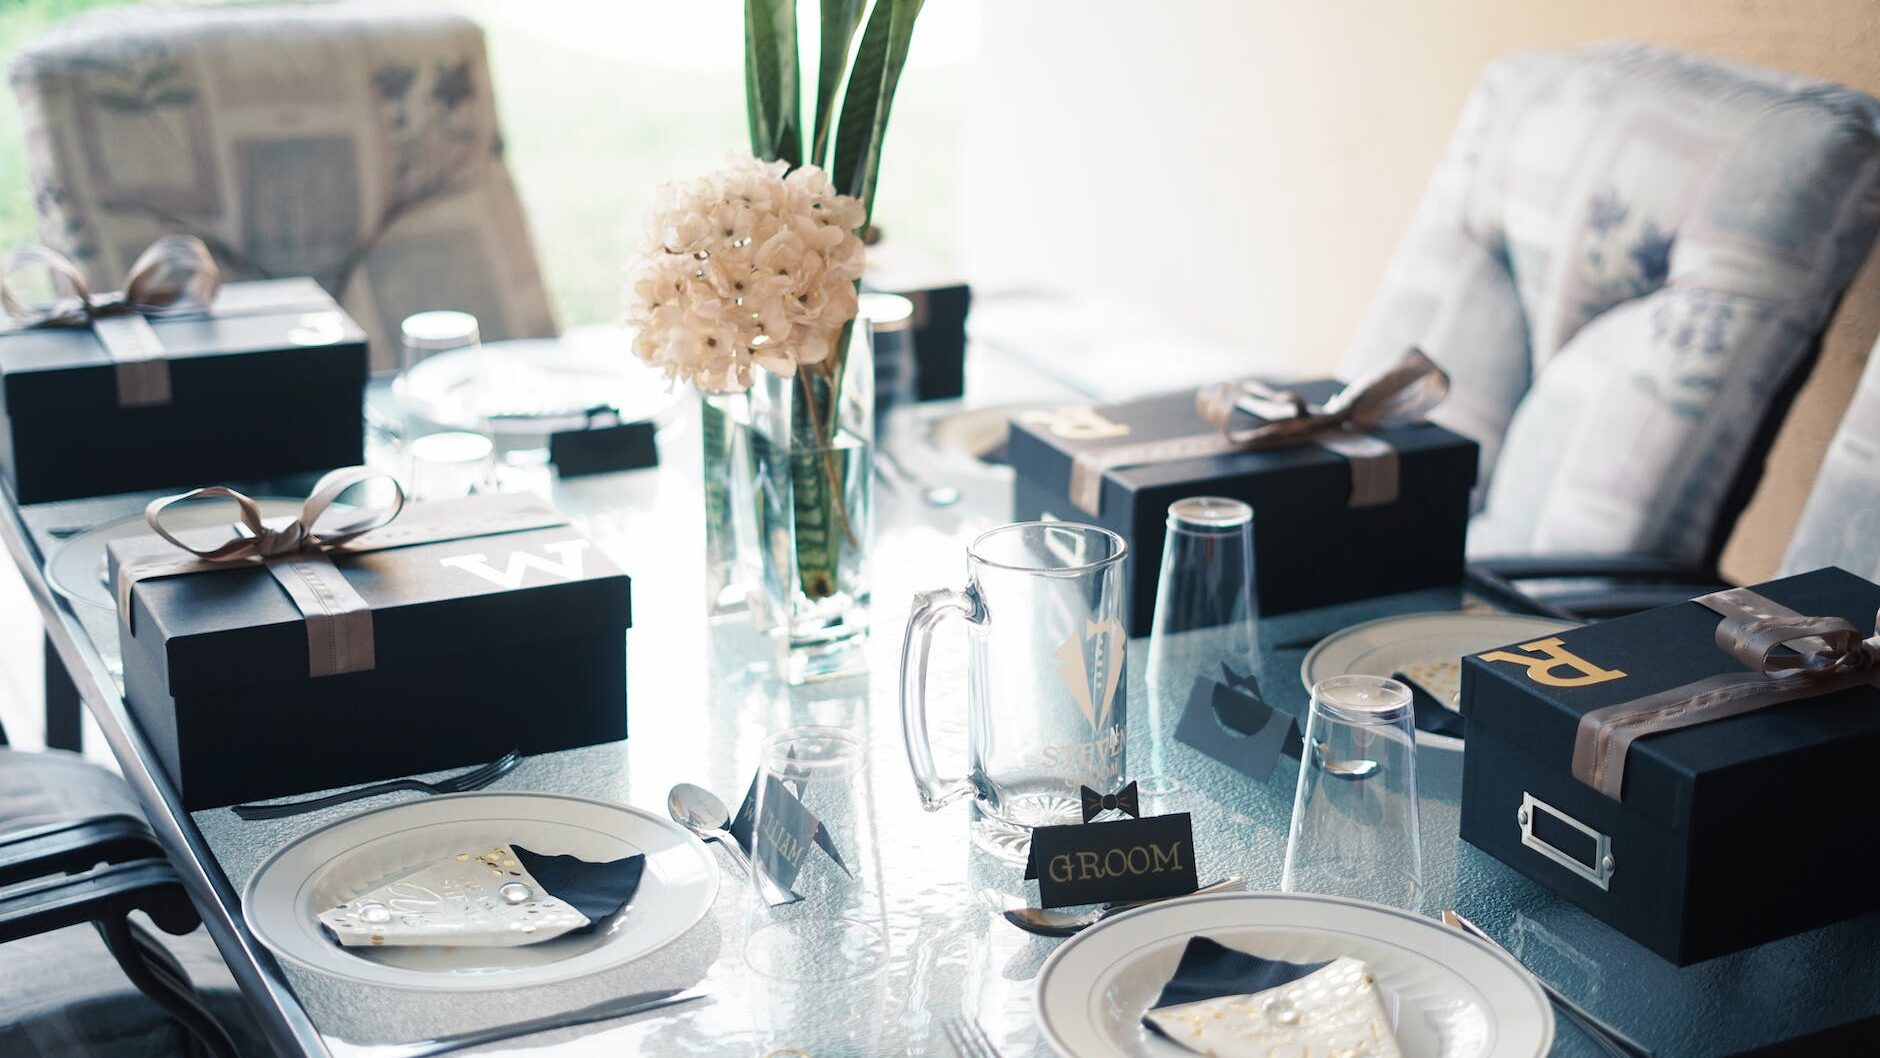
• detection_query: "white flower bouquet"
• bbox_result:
[629,1,924,660]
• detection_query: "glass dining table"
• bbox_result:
[3,341,1877,1058]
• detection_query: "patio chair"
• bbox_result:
[1471,330,1880,618]
[5,2,557,370]
[0,747,260,1057]
[1344,42,1880,613]
[1778,335,1880,582]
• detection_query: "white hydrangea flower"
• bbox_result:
[626,156,867,392]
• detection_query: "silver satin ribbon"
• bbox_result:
[1064,347,1450,516]
[1571,586,1880,801]
[0,235,220,407]
[115,468,569,678]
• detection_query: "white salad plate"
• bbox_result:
[1034,891,1553,1058]
[243,791,718,991]
[1300,612,1577,751]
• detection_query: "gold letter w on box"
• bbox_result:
[1478,637,1627,688]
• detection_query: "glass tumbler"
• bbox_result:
[1144,497,1259,794]
[1281,675,1423,910]
[399,309,480,372]
[746,726,887,1053]
[405,431,494,501]
[900,521,1129,862]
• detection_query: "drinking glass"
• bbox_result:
[405,431,494,501]
[900,521,1129,861]
[1144,497,1259,795]
[746,726,887,1054]
[1281,675,1423,910]
[399,309,480,372]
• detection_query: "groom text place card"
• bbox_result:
[1026,813,1199,908]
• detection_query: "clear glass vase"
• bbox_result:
[745,323,875,683]
[700,387,762,625]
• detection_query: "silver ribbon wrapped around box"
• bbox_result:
[115,467,569,678]
[0,235,222,408]
[1064,347,1451,516]
[1572,586,1880,801]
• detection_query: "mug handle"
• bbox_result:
[900,585,983,810]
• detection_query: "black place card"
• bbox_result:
[1024,813,1199,908]
[1175,675,1302,781]
[730,770,852,882]
[549,418,658,477]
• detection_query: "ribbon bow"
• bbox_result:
[1572,586,1880,800]
[1065,347,1449,515]
[118,467,403,678]
[1,235,220,406]
[1193,347,1451,450]
[1081,781,1140,822]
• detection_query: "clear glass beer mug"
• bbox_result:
[899,522,1129,861]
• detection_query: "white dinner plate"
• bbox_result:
[243,791,718,991]
[392,338,683,439]
[1035,891,1553,1058]
[1299,612,1577,751]
[45,499,311,610]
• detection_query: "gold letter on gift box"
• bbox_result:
[1479,637,1627,688]
[1021,407,1131,440]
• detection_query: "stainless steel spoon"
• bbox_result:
[1315,741,1380,780]
[666,783,795,905]
[667,782,753,872]
[999,877,1246,937]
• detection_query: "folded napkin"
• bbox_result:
[318,844,645,949]
[1144,937,1402,1058]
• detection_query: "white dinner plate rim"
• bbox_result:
[241,790,718,991]
[1033,890,1554,1058]
[1299,611,1576,752]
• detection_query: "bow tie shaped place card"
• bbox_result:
[1024,782,1199,908]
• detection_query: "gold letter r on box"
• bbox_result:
[1478,637,1627,688]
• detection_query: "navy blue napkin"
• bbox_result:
[512,845,646,930]
[1145,937,1330,1034]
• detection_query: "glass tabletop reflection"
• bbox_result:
[13,386,1879,1058]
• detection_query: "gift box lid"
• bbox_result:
[1008,379,1478,520]
[0,277,367,415]
[107,492,631,697]
[1462,567,1880,830]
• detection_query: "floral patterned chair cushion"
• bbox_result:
[1342,42,1880,565]
[1780,335,1880,582]
[6,3,557,369]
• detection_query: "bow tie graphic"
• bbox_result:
[1080,781,1140,822]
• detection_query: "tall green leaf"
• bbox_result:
[743,0,803,166]
[829,0,923,222]
[810,0,865,166]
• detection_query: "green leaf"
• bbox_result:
[810,0,865,166]
[829,0,923,222]
[743,0,802,166]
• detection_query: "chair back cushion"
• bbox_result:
[7,3,558,368]
[1781,336,1880,581]
[1342,42,1880,563]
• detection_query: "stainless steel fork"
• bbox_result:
[230,750,522,820]
[942,1015,1004,1058]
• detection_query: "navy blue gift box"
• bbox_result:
[107,492,630,810]
[1,277,366,504]
[1461,567,1880,964]
[1010,379,1478,636]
